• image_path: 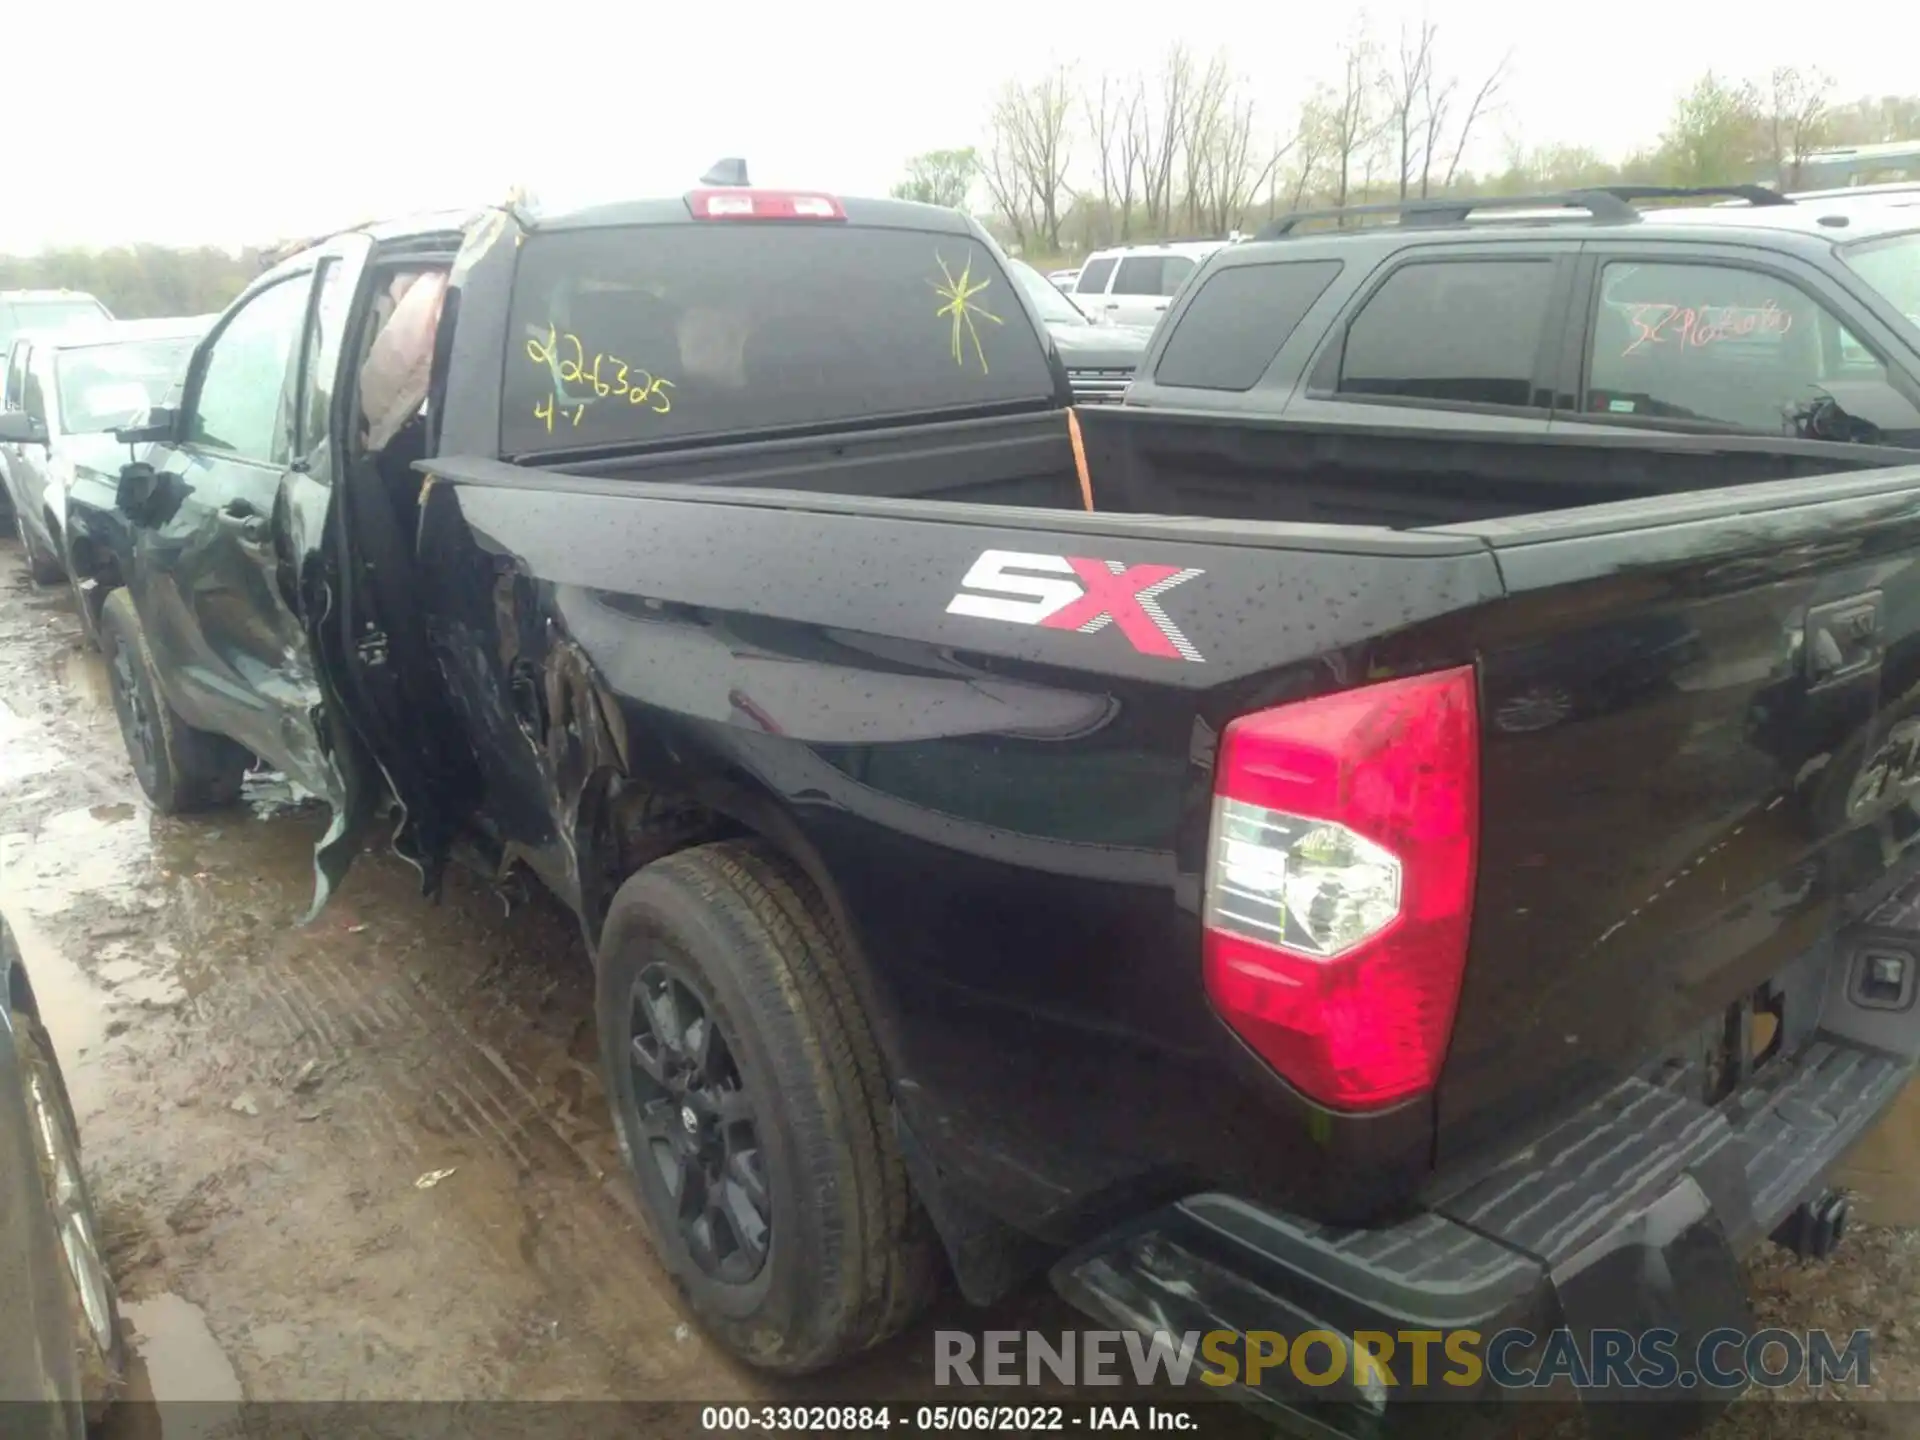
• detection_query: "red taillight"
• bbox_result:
[1202,666,1479,1111]
[686,189,846,221]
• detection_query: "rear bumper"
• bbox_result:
[1053,1026,1911,1435]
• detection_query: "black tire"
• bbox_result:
[99,589,247,814]
[23,520,65,586]
[68,572,103,652]
[597,839,937,1373]
[14,1008,126,1421]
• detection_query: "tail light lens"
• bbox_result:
[686,189,846,221]
[1202,666,1479,1110]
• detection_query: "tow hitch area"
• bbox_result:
[1772,1189,1852,1259]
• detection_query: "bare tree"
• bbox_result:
[1765,65,1835,188]
[1177,52,1237,230]
[985,70,1075,253]
[1115,80,1153,242]
[1085,74,1143,245]
[1280,89,1339,214]
[978,136,1031,249]
[1327,22,1380,208]
[1436,49,1511,191]
[1383,17,1439,198]
[1137,45,1196,232]
[1417,60,1455,197]
[1199,91,1281,234]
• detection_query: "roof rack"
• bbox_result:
[1094,236,1227,251]
[1592,184,1793,208]
[1255,184,1795,240]
[1258,191,1634,238]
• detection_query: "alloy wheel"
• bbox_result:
[626,965,771,1283]
[25,1070,114,1354]
[106,637,157,789]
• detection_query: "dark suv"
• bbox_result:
[1125,185,1920,453]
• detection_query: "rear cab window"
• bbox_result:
[503,222,1057,455]
[1155,259,1345,391]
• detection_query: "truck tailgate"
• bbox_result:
[1432,463,1920,1165]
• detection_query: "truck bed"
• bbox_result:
[1075,405,1920,527]
[546,402,1920,534]
[553,407,1083,509]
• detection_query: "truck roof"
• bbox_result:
[531,192,980,236]
[266,193,983,271]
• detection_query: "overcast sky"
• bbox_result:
[5,0,1912,253]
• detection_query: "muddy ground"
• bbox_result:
[0,537,1915,1439]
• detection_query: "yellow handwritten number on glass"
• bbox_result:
[529,321,674,424]
[532,393,585,433]
[625,373,674,414]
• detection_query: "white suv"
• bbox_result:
[1068,240,1226,328]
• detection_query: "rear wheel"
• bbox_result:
[67,573,103,651]
[22,520,64,586]
[596,840,937,1373]
[15,1009,125,1421]
[99,590,247,813]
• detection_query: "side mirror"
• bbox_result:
[0,411,47,446]
[113,406,178,448]
[116,461,160,520]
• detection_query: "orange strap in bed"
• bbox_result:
[1066,407,1095,512]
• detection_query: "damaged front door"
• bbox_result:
[127,237,375,915]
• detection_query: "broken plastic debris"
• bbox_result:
[414,1167,458,1190]
[229,1094,260,1117]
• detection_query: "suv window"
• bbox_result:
[1586,260,1920,444]
[186,276,310,463]
[1339,259,1555,409]
[1156,260,1344,391]
[1075,257,1118,296]
[1112,256,1199,297]
[22,360,47,425]
[2,343,27,411]
[503,224,1055,455]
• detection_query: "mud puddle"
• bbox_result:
[2,541,1916,1435]
[96,1294,243,1440]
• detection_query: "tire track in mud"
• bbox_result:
[155,852,729,1392]
[0,563,739,1399]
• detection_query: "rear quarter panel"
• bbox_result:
[412,463,1504,1233]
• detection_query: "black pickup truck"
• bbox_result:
[68,181,1920,1431]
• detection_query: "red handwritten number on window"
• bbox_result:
[1621,300,1793,358]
